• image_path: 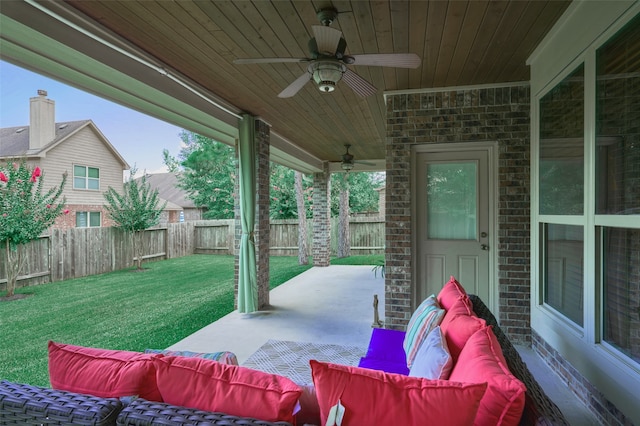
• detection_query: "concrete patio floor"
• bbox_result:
[169,265,599,425]
[170,265,381,362]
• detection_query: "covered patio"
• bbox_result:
[1,1,638,424]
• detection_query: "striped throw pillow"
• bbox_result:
[403,295,445,367]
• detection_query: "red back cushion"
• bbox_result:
[440,313,487,362]
[449,327,527,426]
[437,276,469,310]
[48,341,161,401]
[310,360,487,426]
[153,356,302,423]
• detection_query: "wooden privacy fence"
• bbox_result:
[0,218,383,291]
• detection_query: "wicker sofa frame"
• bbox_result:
[468,294,569,426]
[0,380,292,426]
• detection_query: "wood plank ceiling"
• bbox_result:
[64,0,571,165]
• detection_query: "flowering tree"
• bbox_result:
[0,161,67,298]
[104,168,166,270]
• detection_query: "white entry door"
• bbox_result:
[414,146,493,307]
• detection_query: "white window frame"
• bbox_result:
[529,2,640,422]
[76,211,101,228]
[73,165,100,190]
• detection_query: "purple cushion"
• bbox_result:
[363,328,407,363]
[359,328,410,375]
[358,357,410,375]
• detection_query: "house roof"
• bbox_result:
[0,119,130,169]
[0,1,571,174]
[159,197,183,212]
[141,173,200,209]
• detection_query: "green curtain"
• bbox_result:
[237,114,258,313]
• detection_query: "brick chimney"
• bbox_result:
[29,89,55,150]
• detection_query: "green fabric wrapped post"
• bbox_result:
[237,114,258,313]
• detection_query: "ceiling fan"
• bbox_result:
[337,144,376,172]
[233,7,421,98]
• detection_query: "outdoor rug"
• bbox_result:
[242,339,366,385]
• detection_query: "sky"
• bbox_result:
[0,60,184,174]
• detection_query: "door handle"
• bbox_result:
[481,244,489,251]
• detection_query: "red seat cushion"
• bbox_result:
[153,355,302,423]
[437,276,469,311]
[48,341,161,401]
[449,327,527,426]
[310,360,487,426]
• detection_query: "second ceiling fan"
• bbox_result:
[234,7,421,98]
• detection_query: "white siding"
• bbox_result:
[38,125,126,205]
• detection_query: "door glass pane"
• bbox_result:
[602,227,640,364]
[539,65,584,215]
[544,224,584,326]
[596,13,640,215]
[427,162,477,240]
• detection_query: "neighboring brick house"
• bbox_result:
[138,172,206,224]
[0,90,129,229]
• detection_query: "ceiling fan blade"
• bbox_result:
[350,53,421,68]
[355,160,377,166]
[278,72,311,98]
[312,25,343,55]
[234,57,308,64]
[342,69,378,98]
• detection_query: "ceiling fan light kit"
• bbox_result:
[311,60,346,93]
[341,144,355,172]
[233,7,421,99]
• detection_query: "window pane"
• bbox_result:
[426,162,477,240]
[88,179,99,190]
[73,177,86,189]
[596,14,640,215]
[74,165,86,177]
[88,167,99,178]
[539,65,585,215]
[544,224,584,326]
[76,212,87,227]
[603,227,640,364]
[89,212,101,227]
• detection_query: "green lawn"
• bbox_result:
[0,253,382,387]
[0,255,312,387]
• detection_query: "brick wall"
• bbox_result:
[53,204,114,230]
[385,84,532,344]
[312,162,331,267]
[532,331,630,426]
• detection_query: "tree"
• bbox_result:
[162,149,180,173]
[104,167,166,270]
[0,160,67,297]
[337,173,350,258]
[270,164,313,220]
[330,172,383,217]
[294,171,309,264]
[166,132,236,219]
